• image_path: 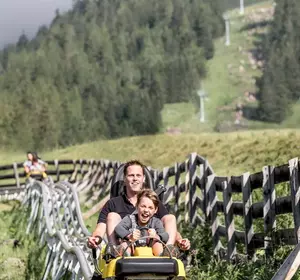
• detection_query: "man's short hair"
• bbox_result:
[123,160,145,176]
[137,189,159,209]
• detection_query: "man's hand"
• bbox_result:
[148,228,157,238]
[87,236,102,249]
[177,238,190,250]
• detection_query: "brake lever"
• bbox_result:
[91,235,102,259]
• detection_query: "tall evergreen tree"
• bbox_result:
[0,0,225,149]
[258,0,300,123]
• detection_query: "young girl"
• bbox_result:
[115,189,168,256]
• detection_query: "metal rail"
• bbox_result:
[24,179,96,279]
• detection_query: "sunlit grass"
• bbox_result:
[0,201,27,279]
[1,129,300,177]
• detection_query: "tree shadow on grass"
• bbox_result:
[242,105,260,121]
[239,20,271,32]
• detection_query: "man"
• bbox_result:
[87,160,190,251]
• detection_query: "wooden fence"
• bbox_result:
[152,154,300,262]
[0,159,119,199]
[1,153,300,263]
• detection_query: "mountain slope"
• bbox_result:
[161,1,300,133]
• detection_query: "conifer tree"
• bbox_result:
[0,0,225,149]
[258,0,300,122]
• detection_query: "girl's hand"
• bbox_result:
[148,228,157,238]
[132,229,141,241]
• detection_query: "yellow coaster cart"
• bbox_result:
[92,235,186,280]
[26,170,48,180]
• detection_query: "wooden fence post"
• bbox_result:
[152,169,158,187]
[88,159,95,180]
[70,159,77,182]
[289,158,300,243]
[99,160,106,187]
[90,159,95,171]
[163,167,169,188]
[184,159,189,223]
[103,160,110,186]
[223,177,236,261]
[200,161,207,221]
[174,162,181,221]
[263,165,276,256]
[242,172,255,258]
[79,159,84,178]
[13,163,20,188]
[205,174,212,221]
[207,174,221,254]
[188,153,197,225]
[163,167,169,204]
[54,159,59,182]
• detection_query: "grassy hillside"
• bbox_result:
[0,202,27,279]
[1,129,300,176]
[223,0,267,10]
[162,1,300,133]
[2,129,300,279]
[0,201,47,280]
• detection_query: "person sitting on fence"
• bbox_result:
[115,189,169,256]
[87,160,190,256]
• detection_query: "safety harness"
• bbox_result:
[129,213,149,246]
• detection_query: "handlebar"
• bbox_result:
[91,235,103,276]
[91,236,102,259]
[121,234,172,259]
[27,170,48,178]
[135,226,155,247]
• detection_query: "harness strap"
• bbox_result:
[130,214,138,230]
[130,213,150,246]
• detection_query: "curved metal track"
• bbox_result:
[24,178,95,280]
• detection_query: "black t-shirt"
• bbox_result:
[97,193,168,224]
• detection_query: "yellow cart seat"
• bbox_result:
[115,258,178,278]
